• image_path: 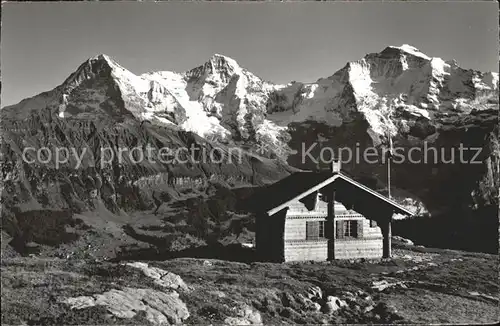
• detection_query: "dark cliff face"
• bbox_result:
[0,107,294,217]
[285,108,499,215]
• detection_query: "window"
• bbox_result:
[319,221,325,238]
[344,220,357,237]
[306,221,325,240]
[336,220,360,239]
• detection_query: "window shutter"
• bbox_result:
[306,222,312,239]
[336,221,344,239]
[356,220,363,238]
[306,221,319,240]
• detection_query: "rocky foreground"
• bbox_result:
[2,244,498,325]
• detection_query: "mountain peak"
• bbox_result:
[185,53,242,82]
[211,53,232,59]
[59,55,116,93]
[61,54,140,91]
[90,53,112,61]
[208,53,241,73]
[84,53,124,70]
[381,44,431,60]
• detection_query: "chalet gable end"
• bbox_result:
[252,171,414,262]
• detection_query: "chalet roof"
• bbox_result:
[248,171,414,217]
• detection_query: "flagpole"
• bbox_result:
[383,131,393,258]
[388,134,393,199]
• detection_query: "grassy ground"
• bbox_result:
[1,244,498,325]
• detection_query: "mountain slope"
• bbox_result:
[0,105,295,216]
[1,45,498,215]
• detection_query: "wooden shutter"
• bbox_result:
[336,221,344,239]
[306,221,319,240]
[356,220,363,238]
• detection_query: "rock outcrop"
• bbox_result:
[63,287,190,325]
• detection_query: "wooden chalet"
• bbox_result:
[250,161,414,262]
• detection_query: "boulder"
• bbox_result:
[224,304,262,325]
[342,291,357,304]
[392,236,414,246]
[63,296,96,310]
[363,305,375,313]
[93,289,145,319]
[138,289,190,324]
[209,290,226,298]
[297,294,321,311]
[313,302,322,312]
[305,285,323,300]
[63,287,190,324]
[224,317,251,325]
[371,280,408,292]
[126,262,189,291]
[356,290,366,296]
[158,272,189,292]
[323,296,347,313]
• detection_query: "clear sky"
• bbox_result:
[2,1,498,107]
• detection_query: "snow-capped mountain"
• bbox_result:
[266,44,497,141]
[3,45,497,152]
[1,45,498,215]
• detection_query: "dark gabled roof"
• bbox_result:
[246,171,333,213]
[247,171,414,217]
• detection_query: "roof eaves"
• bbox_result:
[337,172,415,216]
[266,173,339,216]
